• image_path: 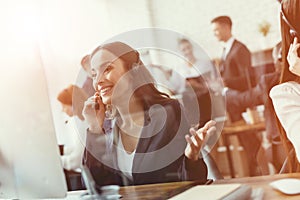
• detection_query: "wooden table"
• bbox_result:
[118,173,300,199]
[214,173,300,200]
[222,120,266,178]
[222,121,266,135]
[119,181,196,200]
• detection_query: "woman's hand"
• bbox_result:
[82,92,106,133]
[184,120,216,161]
[288,37,300,76]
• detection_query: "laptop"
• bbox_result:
[0,47,67,198]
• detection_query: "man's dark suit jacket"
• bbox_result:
[226,71,280,140]
[83,99,207,188]
[221,39,253,92]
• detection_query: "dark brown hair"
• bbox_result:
[211,15,232,28]
[178,38,192,45]
[90,41,171,110]
[277,0,300,172]
[279,0,300,84]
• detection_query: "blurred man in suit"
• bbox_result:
[211,15,261,176]
[226,42,284,172]
[211,16,253,93]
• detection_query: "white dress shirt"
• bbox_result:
[61,117,87,172]
[222,36,235,59]
[168,58,214,94]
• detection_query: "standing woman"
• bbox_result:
[82,41,215,187]
[270,0,300,171]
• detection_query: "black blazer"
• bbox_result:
[221,39,252,92]
[83,99,207,188]
[226,72,280,139]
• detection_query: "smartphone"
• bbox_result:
[93,92,100,110]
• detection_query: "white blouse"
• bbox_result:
[270,81,300,162]
[117,133,136,181]
[168,59,214,94]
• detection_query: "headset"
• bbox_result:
[280,3,300,38]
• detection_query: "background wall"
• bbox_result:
[150,0,280,57]
[1,0,281,142]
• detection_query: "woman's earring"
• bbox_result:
[105,104,116,119]
[132,62,139,70]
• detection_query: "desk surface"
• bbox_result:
[214,173,300,200]
[222,120,265,135]
[119,181,195,200]
[118,173,300,200]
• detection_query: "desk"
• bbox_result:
[117,173,300,199]
[222,120,266,178]
[119,181,195,200]
[65,182,195,200]
[222,121,265,135]
[214,173,300,200]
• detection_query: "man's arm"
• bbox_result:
[226,84,263,110]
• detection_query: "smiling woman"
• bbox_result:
[81,41,217,188]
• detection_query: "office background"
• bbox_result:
[0,0,280,143]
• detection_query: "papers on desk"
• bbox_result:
[169,183,252,200]
[270,178,300,195]
[43,190,86,200]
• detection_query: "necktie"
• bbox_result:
[220,47,226,73]
[221,47,226,61]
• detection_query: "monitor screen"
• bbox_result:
[0,44,68,198]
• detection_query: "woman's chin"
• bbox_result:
[101,96,111,105]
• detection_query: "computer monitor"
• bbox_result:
[0,46,68,198]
